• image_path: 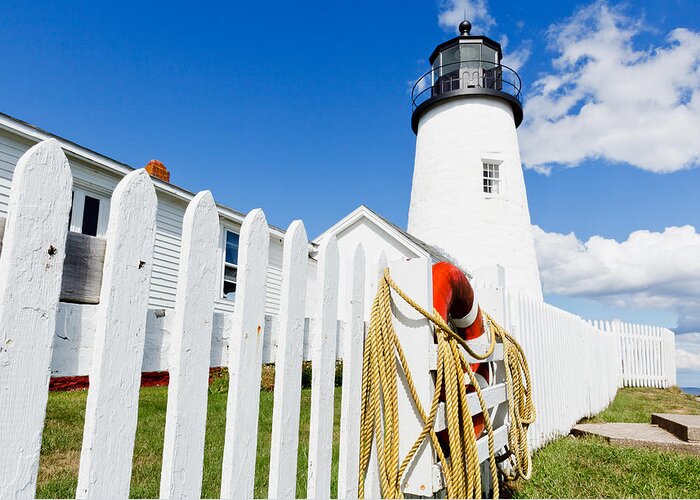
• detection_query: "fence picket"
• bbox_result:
[160,191,220,499]
[337,244,367,499]
[0,140,72,498]
[76,169,158,498]
[268,220,309,500]
[389,257,436,496]
[220,209,270,499]
[306,235,340,499]
[363,251,386,500]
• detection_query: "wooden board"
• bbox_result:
[220,208,270,500]
[76,169,158,498]
[159,191,220,499]
[0,139,73,498]
[306,235,340,499]
[267,220,309,499]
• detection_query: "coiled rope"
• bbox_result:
[358,268,535,498]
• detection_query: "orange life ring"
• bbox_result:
[432,261,490,440]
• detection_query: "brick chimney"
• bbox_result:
[144,159,170,182]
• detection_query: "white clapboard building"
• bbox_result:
[0,112,297,316]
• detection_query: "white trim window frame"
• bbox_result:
[221,228,240,301]
[69,187,110,237]
[482,160,502,197]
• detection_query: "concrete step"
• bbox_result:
[572,423,700,455]
[651,413,700,442]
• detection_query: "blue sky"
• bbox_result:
[1,0,699,385]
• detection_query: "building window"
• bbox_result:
[222,230,240,300]
[68,189,109,237]
[483,162,501,195]
[81,195,100,236]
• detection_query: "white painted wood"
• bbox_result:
[50,307,351,378]
[76,169,158,498]
[389,257,435,497]
[467,384,507,419]
[337,243,366,499]
[267,220,309,500]
[363,252,386,500]
[0,140,72,499]
[160,191,220,499]
[428,342,504,371]
[306,235,340,499]
[476,425,508,463]
[220,208,270,500]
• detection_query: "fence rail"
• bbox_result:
[0,140,676,498]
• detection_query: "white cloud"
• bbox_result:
[438,0,494,34]
[519,1,700,173]
[674,330,700,384]
[533,225,700,333]
[500,35,531,73]
[676,348,700,370]
[677,332,700,346]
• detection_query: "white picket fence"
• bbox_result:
[467,281,676,452]
[0,140,677,499]
[501,292,622,451]
[596,320,677,389]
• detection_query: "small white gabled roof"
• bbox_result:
[313,205,428,257]
[314,205,472,278]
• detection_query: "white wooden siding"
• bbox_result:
[0,131,33,213]
[266,235,285,314]
[149,193,186,310]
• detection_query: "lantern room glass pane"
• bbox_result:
[440,45,461,76]
[460,43,481,64]
[482,45,497,67]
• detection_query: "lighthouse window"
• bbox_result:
[483,162,501,195]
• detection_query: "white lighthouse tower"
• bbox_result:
[407,20,543,300]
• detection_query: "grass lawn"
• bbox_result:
[37,370,342,498]
[39,375,700,499]
[510,387,700,499]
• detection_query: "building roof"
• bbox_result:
[314,204,473,279]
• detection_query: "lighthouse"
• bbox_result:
[407,21,543,300]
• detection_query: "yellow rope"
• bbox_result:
[358,268,535,498]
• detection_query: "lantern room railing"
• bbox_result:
[411,59,522,110]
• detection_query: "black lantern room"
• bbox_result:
[411,21,523,133]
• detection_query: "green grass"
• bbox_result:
[37,370,342,498]
[512,434,700,498]
[510,387,700,498]
[38,379,700,499]
[584,386,700,423]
